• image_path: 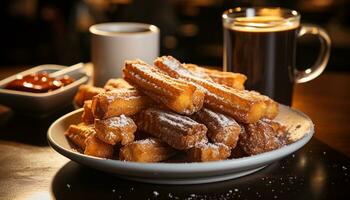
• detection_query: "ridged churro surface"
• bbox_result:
[135,108,208,150]
[74,85,105,107]
[82,100,94,124]
[193,108,241,148]
[84,135,114,158]
[119,138,175,162]
[65,123,95,149]
[186,143,231,162]
[123,60,204,115]
[154,56,278,123]
[92,88,149,119]
[184,63,246,89]
[94,115,137,145]
[104,78,133,91]
[238,119,286,156]
[65,123,114,158]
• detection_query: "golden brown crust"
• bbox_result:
[193,108,241,148]
[91,88,150,119]
[135,108,208,150]
[104,78,133,91]
[262,118,289,145]
[119,138,176,162]
[82,100,94,124]
[65,123,95,150]
[203,85,279,123]
[94,115,137,145]
[209,72,246,90]
[65,123,114,158]
[123,60,205,115]
[154,56,278,123]
[183,63,247,90]
[183,64,247,90]
[186,143,231,162]
[84,135,114,158]
[238,119,286,156]
[181,64,213,80]
[74,85,105,107]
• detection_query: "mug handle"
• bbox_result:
[294,24,331,83]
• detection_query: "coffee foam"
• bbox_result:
[224,16,299,32]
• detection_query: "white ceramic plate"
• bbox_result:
[47,105,314,185]
[0,64,89,114]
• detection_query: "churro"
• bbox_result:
[119,138,176,162]
[262,118,289,145]
[94,115,137,145]
[82,100,94,124]
[238,119,285,155]
[186,143,231,162]
[65,123,114,158]
[74,85,105,107]
[104,78,133,91]
[84,135,114,158]
[91,88,150,119]
[65,123,95,150]
[184,63,246,89]
[123,60,205,115]
[135,108,208,150]
[193,108,241,148]
[154,56,278,123]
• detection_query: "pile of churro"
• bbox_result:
[67,56,288,163]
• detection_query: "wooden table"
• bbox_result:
[0,67,349,199]
[293,72,350,156]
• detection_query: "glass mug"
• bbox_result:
[223,7,331,105]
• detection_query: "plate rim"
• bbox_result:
[47,104,314,173]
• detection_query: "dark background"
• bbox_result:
[0,0,349,70]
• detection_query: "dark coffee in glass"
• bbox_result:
[223,8,331,105]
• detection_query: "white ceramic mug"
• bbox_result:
[90,22,160,86]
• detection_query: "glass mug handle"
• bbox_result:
[294,24,331,83]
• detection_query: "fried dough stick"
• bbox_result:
[104,78,133,91]
[65,123,95,149]
[123,60,205,115]
[82,100,94,124]
[119,138,176,162]
[184,64,247,89]
[193,108,241,149]
[238,119,286,156]
[91,88,150,119]
[84,135,114,158]
[154,56,278,123]
[74,85,105,107]
[94,115,137,145]
[135,108,208,150]
[186,143,231,162]
[65,123,114,158]
[266,119,289,145]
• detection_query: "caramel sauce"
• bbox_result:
[5,72,74,93]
